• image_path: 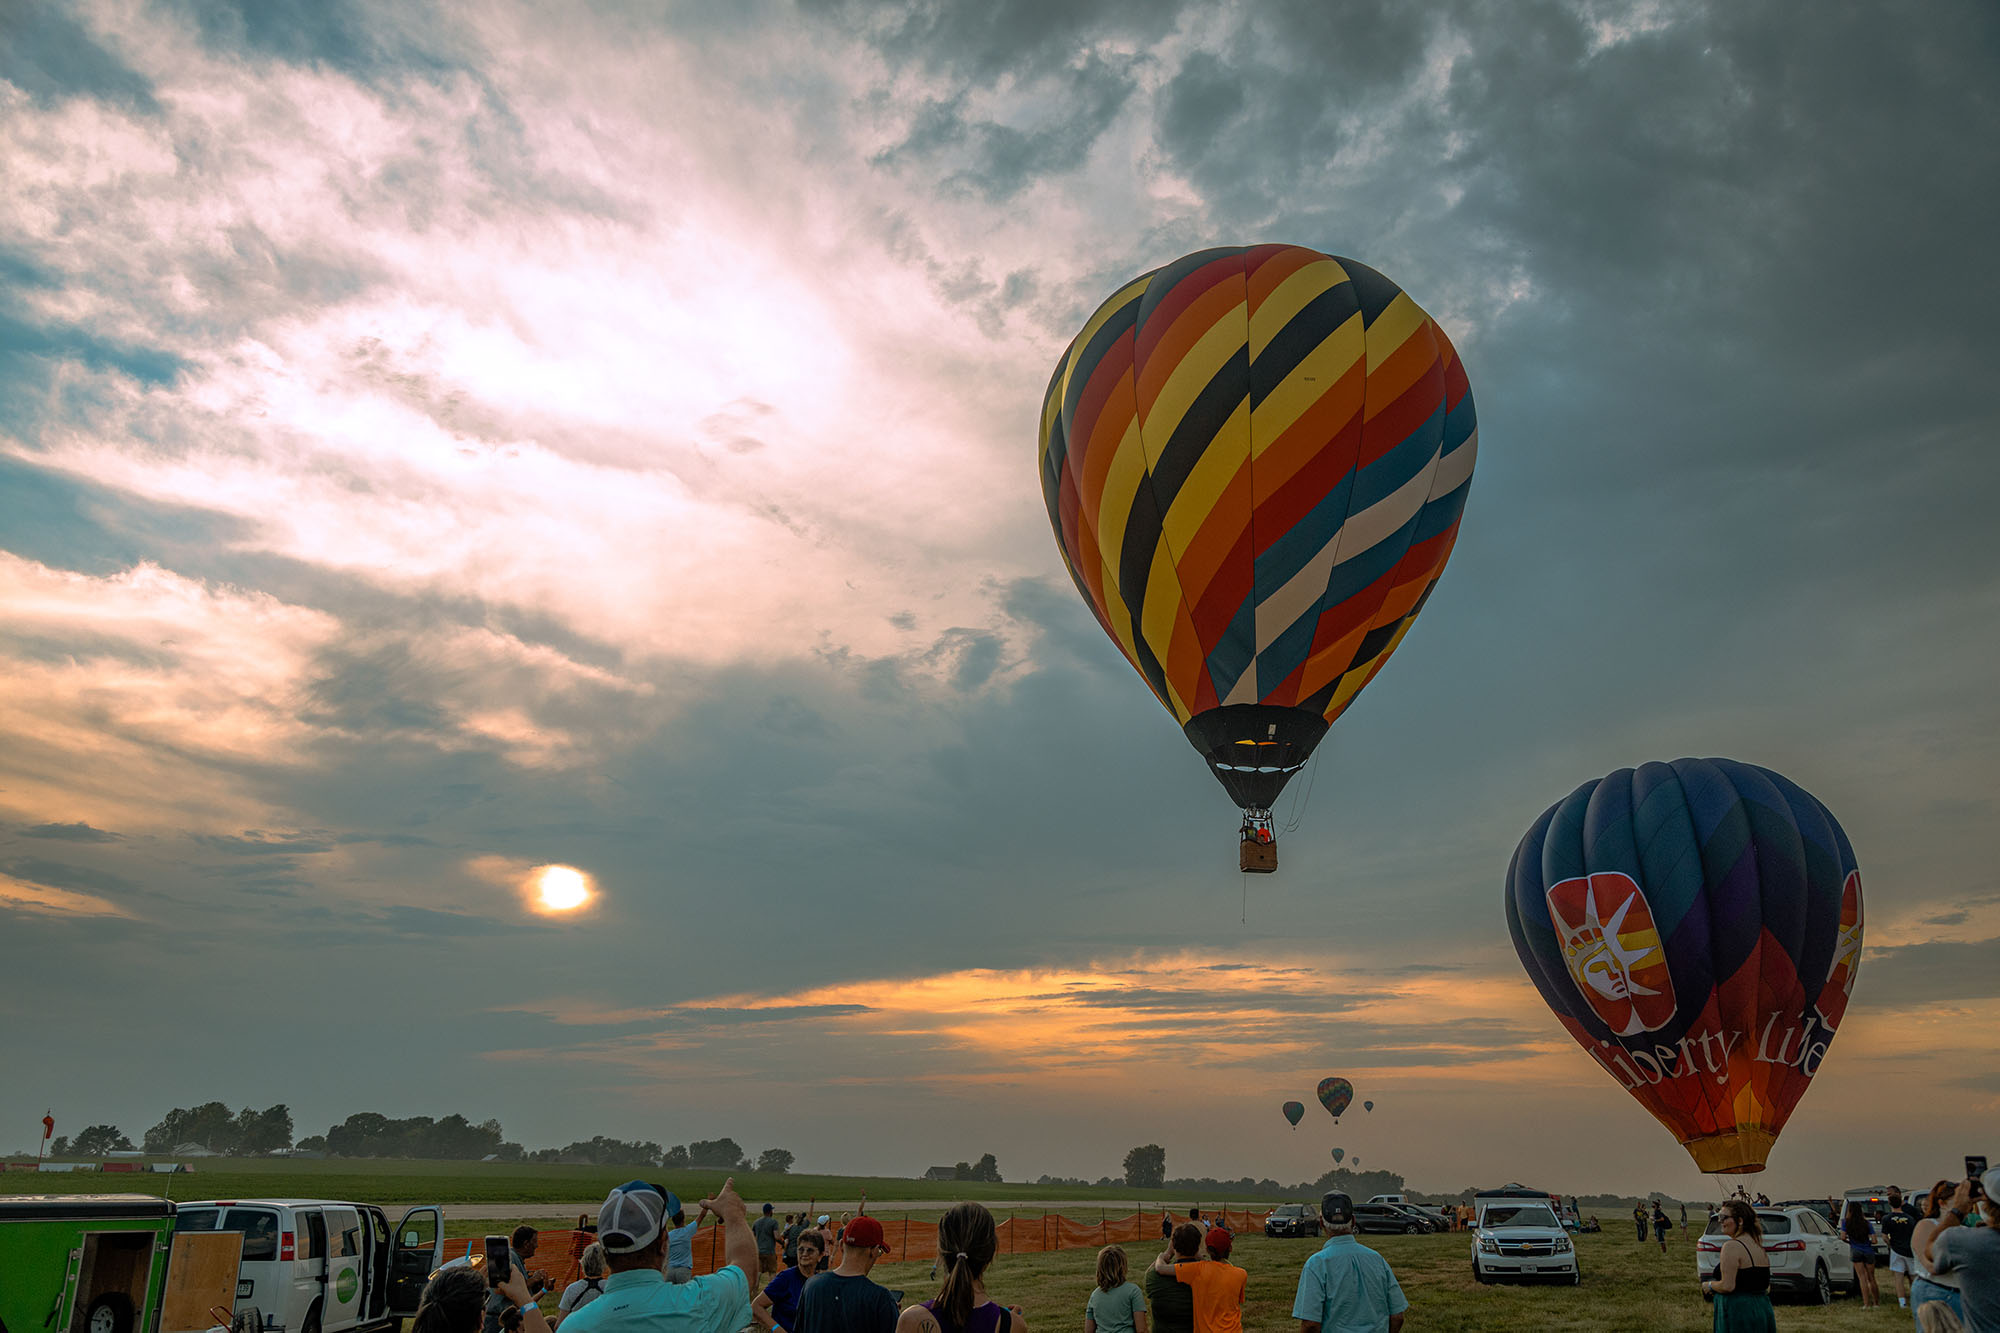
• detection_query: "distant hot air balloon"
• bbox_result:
[1351,1157,1361,1167]
[1282,1100,1305,1129]
[1505,759,1863,1175]
[1316,1076,1353,1122]
[1363,1100,1374,1113]
[1038,246,1478,873]
[1331,1148,1344,1164]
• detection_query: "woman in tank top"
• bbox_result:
[1910,1179,1967,1329]
[896,1203,1032,1333]
[1702,1200,1776,1333]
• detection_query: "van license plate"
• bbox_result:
[1521,1265,1537,1272]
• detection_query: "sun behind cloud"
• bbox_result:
[531,864,593,914]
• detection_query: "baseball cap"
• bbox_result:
[763,1203,774,1215]
[1320,1191,1355,1225]
[597,1180,682,1254]
[816,1214,830,1225]
[1204,1226,1234,1258]
[1983,1167,1999,1203]
[843,1216,886,1249]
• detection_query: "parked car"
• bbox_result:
[1386,1204,1444,1233]
[174,1198,444,1333]
[1470,1194,1579,1285]
[1264,1203,1319,1238]
[1697,1205,1855,1305]
[1366,1194,1408,1205]
[1353,1203,1430,1235]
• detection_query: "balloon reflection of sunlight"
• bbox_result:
[531,864,593,914]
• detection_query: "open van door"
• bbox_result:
[386,1208,443,1318]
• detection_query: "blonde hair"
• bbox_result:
[1095,1245,1127,1292]
[580,1242,608,1278]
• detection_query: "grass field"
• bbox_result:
[872,1229,1896,1333]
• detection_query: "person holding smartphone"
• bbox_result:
[1926,1168,2000,1333]
[419,1264,551,1333]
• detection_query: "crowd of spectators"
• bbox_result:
[408,1165,1999,1333]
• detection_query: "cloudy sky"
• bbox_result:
[2,0,1995,1200]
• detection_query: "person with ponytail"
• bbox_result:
[896,1203,1029,1333]
[417,1264,548,1333]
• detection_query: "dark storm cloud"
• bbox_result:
[0,312,185,401]
[0,856,143,897]
[814,0,1176,82]
[167,0,462,82]
[17,822,122,843]
[193,831,336,856]
[1014,985,1372,1015]
[663,1003,877,1026]
[874,53,1140,201]
[1859,936,2000,1005]
[0,0,158,111]
[374,904,530,937]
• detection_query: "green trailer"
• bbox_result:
[0,1194,235,1333]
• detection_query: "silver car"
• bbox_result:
[1696,1205,1856,1305]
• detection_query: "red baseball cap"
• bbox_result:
[1204,1226,1234,1257]
[843,1217,887,1248]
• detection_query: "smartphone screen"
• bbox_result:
[1970,1155,1989,1179]
[484,1235,512,1284]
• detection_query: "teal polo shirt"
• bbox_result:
[1291,1235,1408,1333]
[557,1265,752,1333]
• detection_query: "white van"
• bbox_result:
[1366,1194,1407,1205]
[173,1199,444,1333]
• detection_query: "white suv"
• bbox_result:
[1470,1199,1579,1285]
[1696,1205,1855,1305]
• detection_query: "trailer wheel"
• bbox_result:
[85,1295,133,1333]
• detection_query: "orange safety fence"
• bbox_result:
[441,1206,1282,1296]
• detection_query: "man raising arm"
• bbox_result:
[560,1177,757,1333]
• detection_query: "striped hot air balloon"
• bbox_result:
[1038,245,1476,870]
[1505,759,1863,1175]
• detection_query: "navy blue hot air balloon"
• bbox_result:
[1505,759,1862,1174]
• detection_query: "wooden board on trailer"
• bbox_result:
[161,1231,242,1332]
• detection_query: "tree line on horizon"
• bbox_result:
[1094,1145,1684,1210]
[31,1116,1692,1208]
[35,1105,795,1173]
[1100,1144,1411,1204]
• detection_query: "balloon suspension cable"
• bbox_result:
[1281,751,1321,835]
